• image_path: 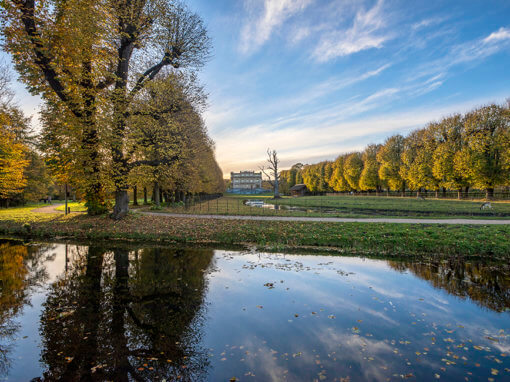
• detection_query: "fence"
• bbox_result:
[159,191,510,218]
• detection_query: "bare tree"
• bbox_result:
[260,148,281,199]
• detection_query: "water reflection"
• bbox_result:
[388,259,510,312]
[37,246,213,381]
[0,241,53,377]
[0,239,509,381]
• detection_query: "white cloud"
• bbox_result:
[213,95,508,176]
[411,16,448,31]
[240,0,313,54]
[483,26,510,43]
[313,0,390,62]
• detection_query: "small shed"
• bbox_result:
[290,184,308,197]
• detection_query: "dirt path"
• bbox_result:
[31,204,65,213]
[140,211,510,225]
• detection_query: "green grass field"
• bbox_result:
[55,202,88,212]
[1,201,510,256]
[155,194,510,219]
[266,195,510,217]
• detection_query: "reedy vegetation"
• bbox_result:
[281,103,510,199]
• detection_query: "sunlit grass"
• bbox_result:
[0,204,61,223]
[55,202,87,212]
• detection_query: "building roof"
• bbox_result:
[290,184,307,191]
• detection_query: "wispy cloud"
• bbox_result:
[483,26,510,43]
[213,94,508,175]
[411,16,448,31]
[312,0,390,62]
[240,0,313,54]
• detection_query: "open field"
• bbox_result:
[1,204,510,257]
[54,202,88,212]
[156,194,510,219]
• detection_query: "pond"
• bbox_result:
[1,239,509,381]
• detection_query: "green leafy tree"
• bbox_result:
[400,129,438,196]
[343,152,363,191]
[457,105,510,199]
[359,144,384,193]
[329,154,351,192]
[377,135,405,194]
[431,114,469,199]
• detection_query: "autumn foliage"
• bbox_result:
[281,103,510,199]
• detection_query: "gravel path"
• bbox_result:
[140,211,510,225]
[31,204,65,213]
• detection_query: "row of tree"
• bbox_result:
[280,103,510,199]
[1,0,224,215]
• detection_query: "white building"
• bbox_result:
[230,171,263,190]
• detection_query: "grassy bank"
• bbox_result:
[0,205,509,257]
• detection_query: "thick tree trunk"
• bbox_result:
[111,190,129,220]
[435,189,439,199]
[133,186,138,206]
[442,187,446,198]
[464,186,469,199]
[457,188,462,200]
[82,127,108,215]
[416,189,421,198]
[486,188,494,200]
[143,187,148,205]
[401,182,405,197]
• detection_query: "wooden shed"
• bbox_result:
[290,184,308,197]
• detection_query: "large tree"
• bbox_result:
[359,144,384,193]
[399,128,438,196]
[431,114,469,199]
[377,135,405,195]
[343,152,363,191]
[2,0,211,218]
[457,105,510,199]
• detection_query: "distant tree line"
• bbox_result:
[280,102,510,199]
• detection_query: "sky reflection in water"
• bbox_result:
[0,240,509,381]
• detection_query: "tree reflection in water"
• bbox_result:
[0,241,53,377]
[388,258,510,312]
[1,239,510,381]
[38,246,214,381]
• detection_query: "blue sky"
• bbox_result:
[3,0,510,176]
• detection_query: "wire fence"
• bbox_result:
[155,191,510,218]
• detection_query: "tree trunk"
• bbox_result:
[154,182,160,206]
[143,187,148,205]
[464,186,470,199]
[442,187,446,198]
[435,189,439,198]
[401,182,405,197]
[111,190,129,220]
[416,189,421,198]
[457,188,462,200]
[274,177,281,199]
[133,186,138,206]
[82,127,108,215]
[167,191,173,207]
[486,188,494,200]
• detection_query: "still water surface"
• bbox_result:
[0,239,509,381]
